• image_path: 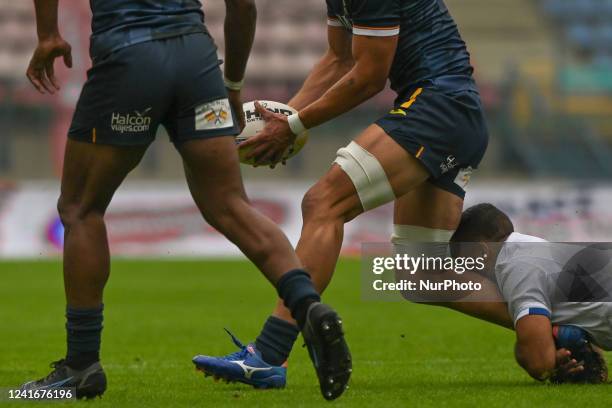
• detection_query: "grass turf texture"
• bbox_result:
[0,260,610,407]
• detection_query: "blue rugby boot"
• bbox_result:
[193,329,287,389]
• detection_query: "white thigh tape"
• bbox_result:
[391,225,455,258]
[391,225,455,244]
[334,141,395,211]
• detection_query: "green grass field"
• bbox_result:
[0,259,610,407]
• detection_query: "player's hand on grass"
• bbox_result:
[240,101,295,168]
[27,35,73,94]
[552,348,584,382]
[227,89,246,132]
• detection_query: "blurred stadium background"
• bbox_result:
[1,0,612,258]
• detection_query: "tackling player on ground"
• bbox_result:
[450,204,610,384]
[195,0,497,388]
[21,0,350,400]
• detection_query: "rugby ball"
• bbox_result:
[237,101,309,166]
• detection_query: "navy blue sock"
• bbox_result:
[276,269,320,329]
[255,316,300,366]
[65,304,104,369]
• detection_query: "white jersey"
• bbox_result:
[495,232,612,350]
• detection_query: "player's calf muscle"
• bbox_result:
[199,192,300,281]
[220,206,281,256]
[241,220,300,279]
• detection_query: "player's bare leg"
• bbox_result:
[178,136,301,282]
[193,126,424,393]
[180,136,351,400]
[393,183,462,231]
[22,139,149,398]
[59,140,147,308]
[272,124,431,323]
[268,128,510,327]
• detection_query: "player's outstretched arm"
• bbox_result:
[27,0,73,94]
[288,26,354,110]
[297,33,397,129]
[240,34,397,165]
[514,315,584,381]
[224,0,257,130]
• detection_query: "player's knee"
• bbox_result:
[203,196,260,243]
[203,208,231,233]
[242,236,277,267]
[301,186,322,221]
[301,183,337,223]
[57,197,103,229]
[57,198,77,228]
[206,198,279,263]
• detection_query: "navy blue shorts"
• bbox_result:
[69,33,239,146]
[376,87,489,198]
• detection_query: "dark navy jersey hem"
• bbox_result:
[90,27,206,62]
[89,0,206,62]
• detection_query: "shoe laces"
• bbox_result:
[221,328,250,361]
[50,359,66,369]
[37,359,66,383]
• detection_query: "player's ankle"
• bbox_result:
[65,352,100,370]
[275,269,320,330]
[65,304,104,370]
[255,316,300,366]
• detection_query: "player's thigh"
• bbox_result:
[375,87,488,217]
[164,33,240,144]
[177,136,247,213]
[323,124,430,220]
[305,125,430,223]
[393,182,463,230]
[353,124,431,196]
[59,139,147,216]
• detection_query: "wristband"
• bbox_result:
[287,113,307,135]
[224,77,244,91]
[553,325,588,349]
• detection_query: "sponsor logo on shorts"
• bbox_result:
[440,155,458,174]
[454,167,473,189]
[111,108,152,133]
[195,98,234,131]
